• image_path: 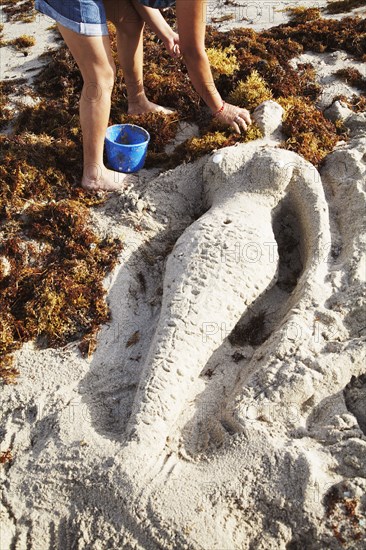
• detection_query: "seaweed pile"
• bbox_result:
[0,6,365,383]
[0,131,123,382]
[335,67,366,92]
[0,80,17,129]
[4,34,36,49]
[2,0,37,23]
[0,46,122,383]
[326,0,366,14]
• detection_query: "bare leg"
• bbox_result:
[56,23,137,191]
[104,0,175,115]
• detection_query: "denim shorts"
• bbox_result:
[35,0,176,36]
[138,0,175,7]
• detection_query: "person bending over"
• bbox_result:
[35,0,251,191]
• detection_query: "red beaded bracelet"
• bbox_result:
[212,101,225,117]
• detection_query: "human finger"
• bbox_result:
[233,115,247,132]
[232,120,241,134]
[240,109,252,126]
[237,115,248,132]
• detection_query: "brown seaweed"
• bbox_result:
[326,0,366,14]
[279,96,344,165]
[2,0,37,23]
[334,68,366,92]
[6,35,36,50]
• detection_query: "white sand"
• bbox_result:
[1,2,366,549]
[0,3,59,124]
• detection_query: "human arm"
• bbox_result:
[131,0,180,57]
[176,0,251,133]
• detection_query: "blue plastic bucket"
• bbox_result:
[105,124,150,173]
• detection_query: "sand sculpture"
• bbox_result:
[124,102,330,465]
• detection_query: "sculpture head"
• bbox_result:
[252,100,284,137]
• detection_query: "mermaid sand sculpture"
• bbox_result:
[119,100,333,476]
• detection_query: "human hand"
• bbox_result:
[163,31,181,58]
[214,102,252,134]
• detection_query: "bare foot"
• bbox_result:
[128,98,176,116]
[81,165,138,192]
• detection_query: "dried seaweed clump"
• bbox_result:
[22,204,122,346]
[0,200,123,382]
[334,68,366,92]
[173,124,263,164]
[8,34,36,50]
[116,17,362,158]
[279,97,341,166]
[174,132,229,163]
[206,45,239,77]
[228,70,273,110]
[0,38,120,382]
[0,60,118,383]
[0,82,14,130]
[0,356,19,385]
[2,0,37,23]
[326,0,366,14]
[0,448,13,464]
[0,133,90,219]
[263,16,366,60]
[332,93,366,112]
[285,6,322,23]
[324,483,366,545]
[205,27,320,102]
